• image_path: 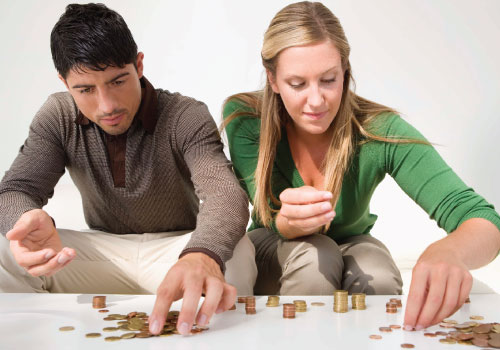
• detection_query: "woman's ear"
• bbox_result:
[267,70,280,94]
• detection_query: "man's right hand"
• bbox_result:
[276,186,336,239]
[6,209,75,277]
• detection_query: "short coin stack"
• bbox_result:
[266,296,279,307]
[351,293,366,310]
[386,301,398,313]
[92,296,106,309]
[390,298,402,308]
[283,303,296,319]
[237,296,247,303]
[245,296,256,314]
[293,300,307,312]
[333,290,348,313]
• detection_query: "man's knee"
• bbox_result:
[224,235,257,295]
[280,234,343,295]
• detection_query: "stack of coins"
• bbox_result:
[245,296,256,314]
[333,290,348,313]
[390,298,402,308]
[351,293,366,310]
[92,296,106,309]
[266,296,279,307]
[386,301,398,313]
[293,300,307,312]
[237,296,247,303]
[283,303,296,319]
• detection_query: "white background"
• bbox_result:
[1,1,499,291]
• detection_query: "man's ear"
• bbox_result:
[136,52,144,79]
[58,74,69,90]
[267,69,279,94]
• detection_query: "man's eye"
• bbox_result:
[114,80,124,86]
[80,88,92,94]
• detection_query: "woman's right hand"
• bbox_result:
[276,186,336,239]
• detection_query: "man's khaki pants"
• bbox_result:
[0,229,257,295]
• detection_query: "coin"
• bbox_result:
[390,325,402,329]
[369,334,382,340]
[379,327,392,333]
[85,333,101,338]
[470,315,484,320]
[103,327,118,332]
[439,338,457,344]
[311,302,325,307]
[104,336,121,342]
[120,332,136,339]
[489,337,500,348]
[424,332,437,337]
[472,338,490,347]
[401,344,415,348]
[98,309,109,313]
[92,296,106,309]
[59,326,75,332]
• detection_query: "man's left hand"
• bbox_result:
[148,252,236,336]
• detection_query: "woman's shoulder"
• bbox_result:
[366,112,426,141]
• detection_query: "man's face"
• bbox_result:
[60,52,144,135]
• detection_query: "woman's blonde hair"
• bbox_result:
[223,1,425,229]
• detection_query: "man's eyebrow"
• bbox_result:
[71,72,130,89]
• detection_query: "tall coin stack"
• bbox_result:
[386,301,398,313]
[266,296,280,307]
[237,296,247,304]
[293,300,307,312]
[92,296,106,309]
[351,293,366,310]
[333,290,348,313]
[245,296,256,314]
[283,303,296,319]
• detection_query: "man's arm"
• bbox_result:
[1,94,76,274]
[149,99,249,336]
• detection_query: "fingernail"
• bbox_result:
[178,322,190,335]
[216,307,223,314]
[325,211,335,219]
[150,320,161,334]
[404,325,414,331]
[323,192,333,199]
[321,203,331,211]
[58,255,69,264]
[416,324,424,331]
[45,251,55,259]
[198,314,207,326]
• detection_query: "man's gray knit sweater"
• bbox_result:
[0,77,249,269]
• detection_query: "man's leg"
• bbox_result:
[138,232,257,296]
[0,235,47,292]
[0,228,140,293]
[338,234,403,295]
[249,228,343,295]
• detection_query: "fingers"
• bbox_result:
[26,247,75,277]
[13,244,56,268]
[280,201,333,219]
[414,267,447,328]
[286,210,335,230]
[195,279,223,326]
[149,271,184,335]
[177,280,204,335]
[279,187,332,205]
[404,264,430,330]
[428,269,462,325]
[5,214,39,241]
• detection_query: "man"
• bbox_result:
[0,3,256,336]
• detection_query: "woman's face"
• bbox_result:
[269,40,344,136]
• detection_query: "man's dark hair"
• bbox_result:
[51,3,138,79]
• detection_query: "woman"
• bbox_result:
[223,1,500,330]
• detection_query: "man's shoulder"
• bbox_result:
[38,91,78,121]
[155,89,212,127]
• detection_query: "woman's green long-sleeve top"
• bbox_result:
[224,100,500,240]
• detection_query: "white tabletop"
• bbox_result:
[0,293,497,350]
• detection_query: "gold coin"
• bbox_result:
[469,315,484,320]
[102,327,118,332]
[85,333,101,338]
[369,334,382,340]
[160,333,173,337]
[59,326,75,332]
[117,321,128,326]
[439,338,457,344]
[104,336,121,342]
[400,344,415,348]
[443,319,457,324]
[120,332,137,339]
[311,302,325,306]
